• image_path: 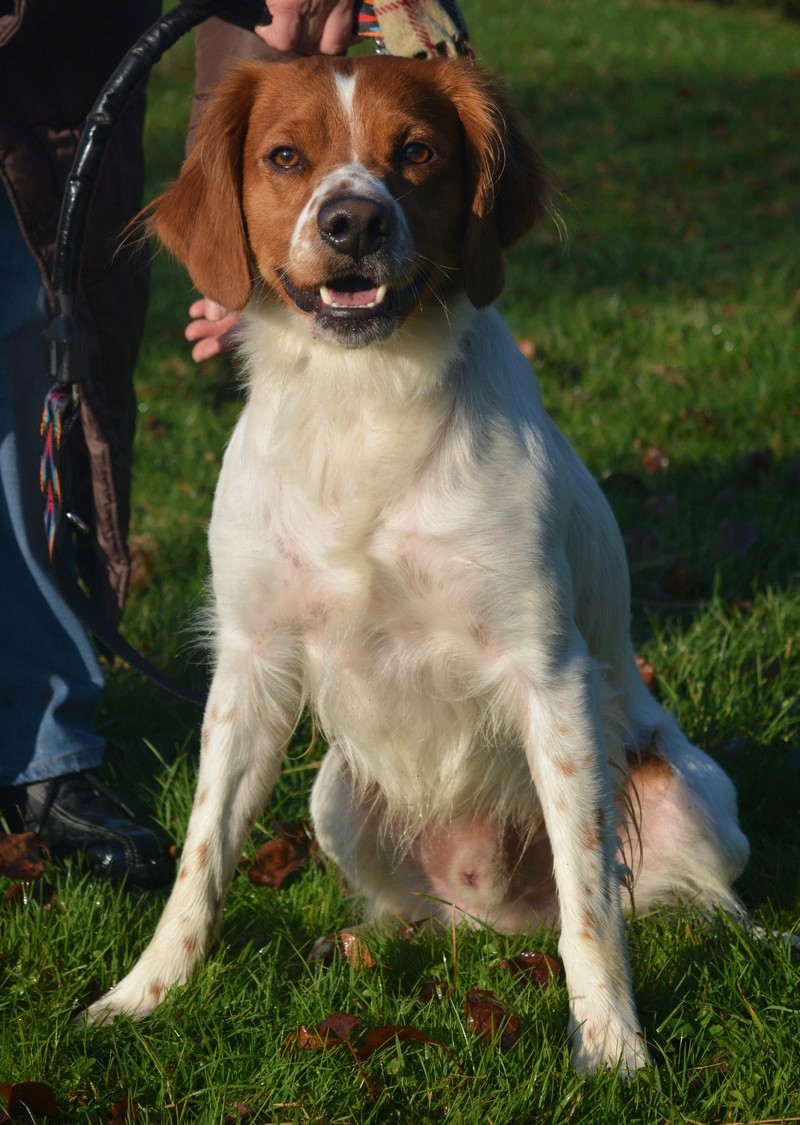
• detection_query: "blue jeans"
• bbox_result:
[0,190,105,784]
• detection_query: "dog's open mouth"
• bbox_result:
[278,270,425,346]
[319,276,387,311]
[280,271,393,317]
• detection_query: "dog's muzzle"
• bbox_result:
[280,193,425,348]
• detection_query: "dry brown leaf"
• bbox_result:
[464,988,521,1050]
[127,536,157,594]
[246,822,314,889]
[296,1011,359,1051]
[640,445,669,475]
[355,1024,460,1067]
[108,1093,141,1122]
[418,978,452,1004]
[497,951,561,986]
[337,930,377,968]
[0,833,48,880]
[222,1105,253,1125]
[2,1081,60,1119]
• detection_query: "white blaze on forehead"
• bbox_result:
[334,71,358,146]
[289,163,414,267]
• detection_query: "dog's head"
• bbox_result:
[153,56,550,348]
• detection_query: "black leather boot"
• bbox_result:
[16,771,174,889]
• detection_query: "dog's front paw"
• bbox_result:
[570,1015,650,1076]
[78,967,173,1027]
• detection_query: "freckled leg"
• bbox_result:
[83,642,302,1024]
[519,651,649,1074]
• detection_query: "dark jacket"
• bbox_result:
[0,0,161,622]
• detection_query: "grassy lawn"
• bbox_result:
[2,0,799,1120]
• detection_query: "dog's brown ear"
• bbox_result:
[440,62,551,309]
[150,64,261,311]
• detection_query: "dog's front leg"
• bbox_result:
[519,641,649,1075]
[82,641,302,1025]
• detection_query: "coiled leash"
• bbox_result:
[40,0,470,707]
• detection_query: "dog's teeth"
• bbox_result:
[319,283,388,309]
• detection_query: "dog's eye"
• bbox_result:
[268,146,302,170]
[401,142,433,166]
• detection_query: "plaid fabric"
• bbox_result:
[364,0,472,58]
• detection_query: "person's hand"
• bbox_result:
[254,0,357,56]
[185,299,238,362]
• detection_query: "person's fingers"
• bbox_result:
[256,7,305,53]
[317,4,356,55]
[188,298,229,323]
[191,334,226,363]
[185,310,238,362]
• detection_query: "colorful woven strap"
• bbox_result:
[39,384,78,561]
[357,0,383,38]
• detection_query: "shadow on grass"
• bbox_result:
[507,68,797,302]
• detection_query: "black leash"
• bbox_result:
[42,1,271,709]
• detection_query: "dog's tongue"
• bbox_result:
[327,285,379,307]
[320,278,387,309]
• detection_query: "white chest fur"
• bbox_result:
[205,300,565,829]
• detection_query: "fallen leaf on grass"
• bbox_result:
[0,833,48,880]
[310,930,377,969]
[418,978,452,1004]
[464,988,521,1051]
[296,1011,361,1051]
[639,445,669,475]
[355,1025,457,1063]
[222,1104,253,1125]
[497,951,561,986]
[246,822,316,889]
[127,536,157,594]
[108,1093,141,1122]
[0,1081,59,1120]
[295,1012,459,1066]
[338,930,377,968]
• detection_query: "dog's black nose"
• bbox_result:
[317,196,392,260]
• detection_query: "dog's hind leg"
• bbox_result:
[617,699,749,919]
[82,639,303,1025]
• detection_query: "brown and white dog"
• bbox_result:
[85,55,749,1073]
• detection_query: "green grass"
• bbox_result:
[2,1,799,1119]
